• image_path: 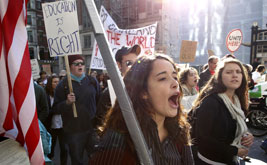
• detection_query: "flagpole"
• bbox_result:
[83,0,154,164]
[64,56,78,118]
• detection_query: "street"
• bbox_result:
[246,127,267,164]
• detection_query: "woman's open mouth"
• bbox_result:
[168,94,178,109]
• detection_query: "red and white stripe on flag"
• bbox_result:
[0,0,44,164]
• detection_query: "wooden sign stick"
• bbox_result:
[64,55,78,118]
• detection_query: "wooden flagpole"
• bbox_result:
[64,56,78,118]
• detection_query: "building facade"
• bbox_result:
[96,0,267,66]
[28,0,267,73]
[27,0,58,74]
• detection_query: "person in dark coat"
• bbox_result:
[90,54,194,165]
[192,58,254,165]
[34,82,49,124]
[53,55,100,165]
[45,75,67,164]
[198,56,219,90]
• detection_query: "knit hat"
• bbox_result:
[68,55,84,66]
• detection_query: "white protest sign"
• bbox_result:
[90,6,157,70]
[226,29,243,53]
[107,80,116,107]
[30,59,40,80]
[42,0,82,57]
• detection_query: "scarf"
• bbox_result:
[218,93,248,149]
[209,69,215,75]
[71,73,85,83]
[181,84,198,96]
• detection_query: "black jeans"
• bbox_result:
[49,128,68,165]
[64,130,97,165]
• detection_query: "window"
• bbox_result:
[27,15,32,25]
[27,1,31,9]
[38,32,43,42]
[147,1,152,15]
[82,5,92,29]
[28,31,33,42]
[36,1,41,10]
[39,48,45,60]
[29,47,34,59]
[264,32,267,40]
[153,3,161,14]
[37,18,43,26]
[84,35,91,48]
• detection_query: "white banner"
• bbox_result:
[42,0,82,57]
[30,59,40,80]
[90,6,157,70]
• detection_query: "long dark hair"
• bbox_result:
[194,58,249,112]
[101,54,191,148]
[45,75,59,97]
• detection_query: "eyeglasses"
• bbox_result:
[125,60,134,68]
[72,62,85,66]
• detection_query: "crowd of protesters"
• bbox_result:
[31,43,267,165]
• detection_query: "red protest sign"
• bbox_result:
[226,29,243,53]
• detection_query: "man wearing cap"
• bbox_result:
[115,44,141,76]
[53,55,100,164]
[94,44,141,127]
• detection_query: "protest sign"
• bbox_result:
[226,29,243,53]
[179,40,198,63]
[42,64,52,76]
[42,0,79,117]
[0,139,30,165]
[30,59,40,80]
[107,80,116,107]
[42,0,82,57]
[90,6,157,70]
[208,49,215,57]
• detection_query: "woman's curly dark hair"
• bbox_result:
[179,67,199,85]
[101,54,191,149]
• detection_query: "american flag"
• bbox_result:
[0,0,45,164]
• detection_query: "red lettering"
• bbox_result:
[126,34,134,46]
[95,44,98,56]
[106,30,121,45]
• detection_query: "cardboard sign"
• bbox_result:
[42,64,52,76]
[226,29,243,53]
[30,59,40,80]
[90,6,157,70]
[0,139,30,165]
[42,0,82,57]
[208,49,215,57]
[179,40,198,63]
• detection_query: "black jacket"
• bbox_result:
[95,87,111,127]
[198,69,212,90]
[91,119,194,165]
[34,83,49,124]
[194,93,238,165]
[52,76,100,134]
